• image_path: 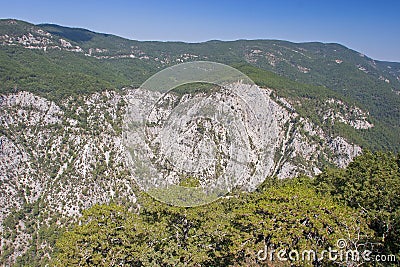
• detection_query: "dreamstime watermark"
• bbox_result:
[123,61,273,207]
[257,239,397,264]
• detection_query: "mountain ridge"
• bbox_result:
[1,18,399,151]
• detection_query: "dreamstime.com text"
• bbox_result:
[257,239,397,264]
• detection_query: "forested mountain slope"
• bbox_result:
[0,19,399,266]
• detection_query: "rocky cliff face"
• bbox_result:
[0,90,135,263]
[0,84,370,263]
[123,83,364,194]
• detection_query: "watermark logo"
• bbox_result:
[257,239,396,264]
[123,61,272,207]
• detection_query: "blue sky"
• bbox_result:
[1,0,399,61]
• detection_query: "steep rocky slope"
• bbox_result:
[0,84,370,264]
[0,90,135,264]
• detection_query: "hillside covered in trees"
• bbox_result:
[4,152,397,266]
